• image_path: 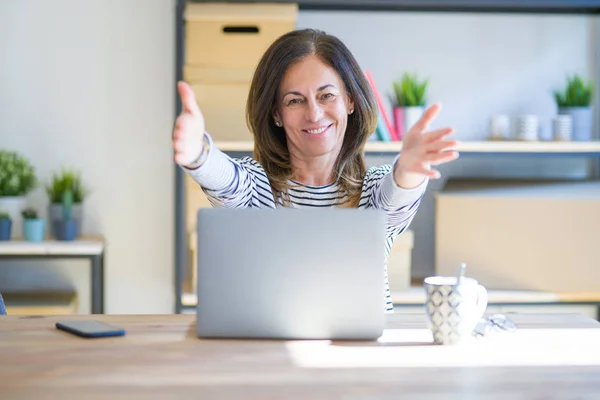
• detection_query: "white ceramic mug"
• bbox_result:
[424,276,488,345]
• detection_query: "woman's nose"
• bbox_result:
[305,100,324,122]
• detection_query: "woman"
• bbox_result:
[172,28,458,312]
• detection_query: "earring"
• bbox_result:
[349,109,354,115]
[275,120,282,127]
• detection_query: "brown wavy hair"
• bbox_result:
[246,28,378,207]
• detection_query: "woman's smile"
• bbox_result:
[303,123,333,137]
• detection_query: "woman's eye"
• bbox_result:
[322,93,336,100]
[287,98,302,106]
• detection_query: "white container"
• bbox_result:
[402,106,424,134]
[489,115,510,140]
[515,115,539,141]
[553,114,573,141]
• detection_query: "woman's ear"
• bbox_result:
[272,108,283,127]
[348,97,355,115]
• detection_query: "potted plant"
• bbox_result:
[0,212,12,241]
[553,74,594,141]
[21,207,45,242]
[53,190,78,241]
[0,150,37,239]
[392,73,429,139]
[46,168,86,237]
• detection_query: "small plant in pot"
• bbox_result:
[391,73,429,139]
[21,207,45,242]
[53,190,78,241]
[0,150,37,239]
[0,212,12,241]
[46,168,86,237]
[553,74,594,141]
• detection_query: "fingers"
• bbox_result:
[178,81,201,115]
[414,103,441,131]
[172,113,191,160]
[174,152,190,165]
[172,134,187,153]
[426,138,458,153]
[173,113,190,138]
[423,127,453,142]
[426,151,460,166]
[410,165,441,179]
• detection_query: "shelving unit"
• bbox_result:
[181,289,600,319]
[174,0,600,314]
[188,0,600,14]
[216,139,600,155]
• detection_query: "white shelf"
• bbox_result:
[215,140,600,154]
[0,236,105,256]
[181,288,600,308]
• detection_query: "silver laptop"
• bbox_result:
[195,207,387,340]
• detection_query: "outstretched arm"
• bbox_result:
[369,103,458,237]
[393,103,458,188]
[172,81,257,208]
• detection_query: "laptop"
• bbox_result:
[195,207,387,340]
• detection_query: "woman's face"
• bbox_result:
[274,55,354,160]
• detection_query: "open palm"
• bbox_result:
[173,81,206,166]
[394,103,458,185]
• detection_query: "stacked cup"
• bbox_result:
[552,115,573,141]
[515,115,539,141]
[489,115,510,140]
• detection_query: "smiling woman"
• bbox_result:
[246,30,379,207]
[172,28,459,312]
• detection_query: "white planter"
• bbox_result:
[558,107,593,141]
[0,196,27,239]
[402,106,425,134]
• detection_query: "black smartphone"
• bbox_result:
[56,320,126,338]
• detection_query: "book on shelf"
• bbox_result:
[364,69,400,141]
[375,108,392,141]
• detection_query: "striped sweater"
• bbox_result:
[185,133,428,312]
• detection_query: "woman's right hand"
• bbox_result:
[173,81,206,167]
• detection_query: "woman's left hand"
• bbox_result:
[393,103,459,189]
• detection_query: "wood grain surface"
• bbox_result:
[1,313,599,399]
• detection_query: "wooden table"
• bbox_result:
[0,237,105,313]
[2,313,600,399]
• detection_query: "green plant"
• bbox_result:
[392,73,429,107]
[61,189,73,220]
[46,168,87,204]
[0,212,10,221]
[553,74,594,108]
[21,207,38,220]
[0,150,36,197]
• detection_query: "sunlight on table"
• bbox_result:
[285,328,600,368]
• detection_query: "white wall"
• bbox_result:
[297,11,597,278]
[0,0,175,313]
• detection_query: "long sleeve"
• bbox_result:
[182,133,262,208]
[364,161,428,239]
